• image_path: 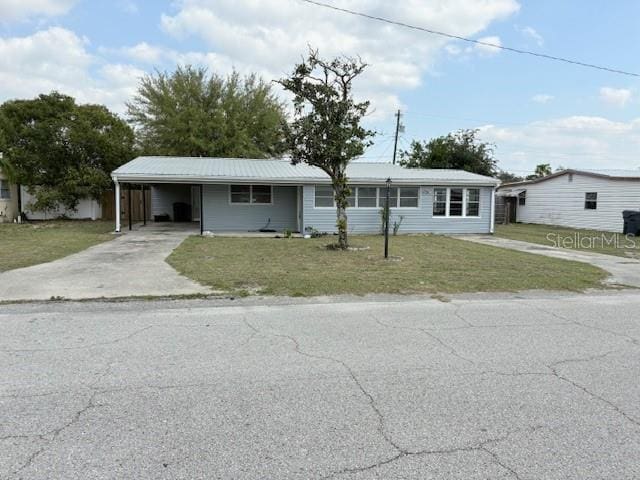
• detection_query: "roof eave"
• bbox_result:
[111,173,498,186]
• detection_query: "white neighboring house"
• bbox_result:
[497,169,640,233]
[20,187,102,220]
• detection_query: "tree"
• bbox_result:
[1,92,134,212]
[127,66,286,158]
[526,163,552,180]
[0,113,15,183]
[399,129,497,176]
[497,170,523,184]
[278,49,374,249]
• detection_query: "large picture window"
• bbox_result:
[230,185,272,204]
[433,187,481,217]
[466,189,480,217]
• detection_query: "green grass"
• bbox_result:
[0,220,114,272]
[496,223,640,258]
[167,234,607,297]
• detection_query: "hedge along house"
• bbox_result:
[111,156,499,235]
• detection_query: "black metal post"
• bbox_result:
[142,185,146,226]
[128,184,132,231]
[200,184,204,235]
[384,178,391,258]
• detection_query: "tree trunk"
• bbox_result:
[333,178,349,249]
[336,202,348,249]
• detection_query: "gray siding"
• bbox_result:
[302,185,493,234]
[151,184,191,220]
[202,184,298,232]
[516,173,640,233]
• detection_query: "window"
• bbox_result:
[399,187,419,208]
[585,192,597,210]
[449,188,463,216]
[357,187,377,208]
[378,187,398,208]
[0,180,10,200]
[433,188,447,216]
[433,187,481,217]
[314,185,334,207]
[251,185,272,204]
[466,188,480,216]
[230,185,272,204]
[518,191,526,206]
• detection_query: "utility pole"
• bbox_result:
[392,109,401,165]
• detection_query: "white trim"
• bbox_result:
[228,184,274,206]
[114,181,121,232]
[313,184,420,210]
[432,187,482,219]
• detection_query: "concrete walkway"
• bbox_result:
[456,234,640,288]
[0,223,212,302]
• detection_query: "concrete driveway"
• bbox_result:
[457,234,640,288]
[0,223,211,301]
[1,292,639,479]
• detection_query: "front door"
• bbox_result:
[191,186,201,222]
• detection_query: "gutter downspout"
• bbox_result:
[490,186,496,234]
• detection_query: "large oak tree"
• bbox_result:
[127,66,286,158]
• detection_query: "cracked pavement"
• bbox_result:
[1,292,639,479]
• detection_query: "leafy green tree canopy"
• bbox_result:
[278,49,375,249]
[1,92,134,212]
[400,129,497,177]
[526,163,552,180]
[497,170,523,184]
[127,66,286,158]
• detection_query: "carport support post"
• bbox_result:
[114,180,121,232]
[200,184,204,235]
[128,184,132,231]
[141,185,146,226]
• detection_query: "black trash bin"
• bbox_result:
[622,210,640,235]
[173,202,192,222]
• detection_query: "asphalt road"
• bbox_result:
[1,292,639,479]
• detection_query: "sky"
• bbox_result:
[0,0,639,175]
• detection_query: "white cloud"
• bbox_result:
[160,0,520,117]
[119,42,164,63]
[532,93,554,104]
[474,36,502,56]
[599,87,632,107]
[0,0,76,21]
[478,116,640,172]
[0,27,143,114]
[518,26,543,46]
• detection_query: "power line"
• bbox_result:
[298,0,640,78]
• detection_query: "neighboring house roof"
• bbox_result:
[498,168,640,190]
[112,156,499,186]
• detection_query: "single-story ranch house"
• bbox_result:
[497,168,640,233]
[111,156,499,235]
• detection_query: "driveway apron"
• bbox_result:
[0,224,211,301]
[456,234,640,288]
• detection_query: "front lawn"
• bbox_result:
[495,223,640,258]
[167,234,607,297]
[0,221,114,272]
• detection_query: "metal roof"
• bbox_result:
[498,168,640,189]
[112,156,499,186]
